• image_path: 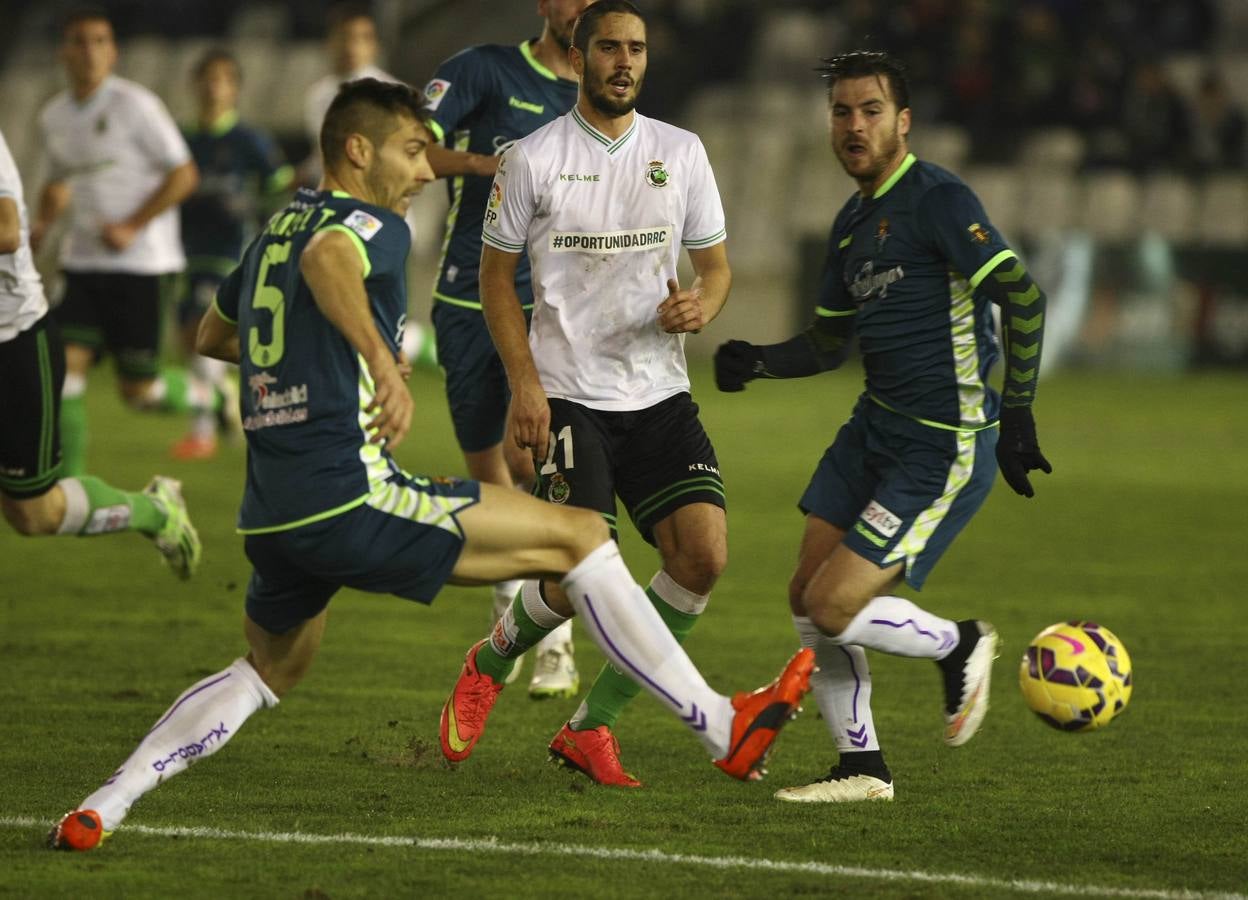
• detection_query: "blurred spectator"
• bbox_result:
[1192,70,1246,171]
[1119,61,1192,172]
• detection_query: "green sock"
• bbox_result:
[60,393,88,477]
[574,584,700,731]
[474,586,557,682]
[63,475,165,536]
[157,367,221,415]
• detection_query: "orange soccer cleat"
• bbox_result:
[548,723,642,788]
[439,640,505,762]
[47,809,109,851]
[714,648,815,781]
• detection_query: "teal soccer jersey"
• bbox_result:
[422,41,578,309]
[214,188,411,533]
[819,153,1018,430]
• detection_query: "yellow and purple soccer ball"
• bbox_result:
[1018,621,1133,731]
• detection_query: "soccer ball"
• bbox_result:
[1018,621,1133,731]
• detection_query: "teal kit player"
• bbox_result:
[716,52,1051,804]
[420,0,589,698]
[173,49,294,460]
[49,79,814,851]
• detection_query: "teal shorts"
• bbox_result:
[799,396,997,590]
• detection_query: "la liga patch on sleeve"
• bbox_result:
[344,209,383,241]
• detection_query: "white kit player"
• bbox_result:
[460,0,737,787]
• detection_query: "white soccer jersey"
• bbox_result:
[0,128,49,341]
[482,108,726,411]
[39,75,192,274]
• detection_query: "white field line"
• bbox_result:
[4,815,1243,900]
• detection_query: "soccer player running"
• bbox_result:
[32,8,223,476]
[0,127,200,577]
[419,0,593,698]
[48,79,812,851]
[171,48,294,461]
[441,0,737,788]
[715,51,1052,803]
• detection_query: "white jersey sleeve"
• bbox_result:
[680,138,726,250]
[0,128,49,339]
[132,89,192,171]
[481,143,535,254]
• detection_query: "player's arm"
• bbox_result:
[426,143,498,178]
[971,254,1052,497]
[101,160,199,252]
[0,197,19,253]
[31,180,70,252]
[658,242,731,334]
[302,229,412,450]
[196,303,240,364]
[480,243,550,459]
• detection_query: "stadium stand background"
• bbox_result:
[2,0,1245,369]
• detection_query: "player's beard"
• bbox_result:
[584,71,643,118]
[837,122,903,184]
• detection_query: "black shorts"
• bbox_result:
[55,270,164,378]
[0,314,65,499]
[535,393,725,545]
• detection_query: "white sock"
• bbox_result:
[832,595,958,659]
[191,355,226,437]
[560,541,731,758]
[80,658,278,831]
[794,616,879,753]
[55,478,90,535]
[649,568,710,615]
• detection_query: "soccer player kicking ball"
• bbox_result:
[715,51,1052,803]
[48,79,812,852]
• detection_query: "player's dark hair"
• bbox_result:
[193,48,241,83]
[572,0,645,56]
[327,0,375,33]
[61,5,112,36]
[320,77,429,168]
[818,51,910,111]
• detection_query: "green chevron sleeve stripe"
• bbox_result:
[993,260,1027,283]
[1009,366,1037,383]
[1011,341,1040,360]
[1011,313,1044,335]
[1008,283,1040,306]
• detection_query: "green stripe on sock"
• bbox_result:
[575,586,700,731]
[73,476,164,536]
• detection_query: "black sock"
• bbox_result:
[834,750,891,781]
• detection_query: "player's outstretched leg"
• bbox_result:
[48,657,278,849]
[442,539,813,780]
[491,580,526,685]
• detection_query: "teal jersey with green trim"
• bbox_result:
[818,153,1016,430]
[422,41,578,309]
[215,188,411,533]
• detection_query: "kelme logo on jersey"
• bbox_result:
[344,210,383,241]
[423,79,450,111]
[547,474,571,504]
[645,159,669,188]
[549,226,672,254]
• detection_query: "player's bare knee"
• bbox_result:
[787,573,809,617]
[803,588,860,639]
[669,541,725,595]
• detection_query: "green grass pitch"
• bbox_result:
[1,362,1245,898]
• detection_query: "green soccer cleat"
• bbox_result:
[144,476,202,580]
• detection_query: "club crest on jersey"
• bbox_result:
[875,218,890,252]
[423,79,450,111]
[645,160,669,188]
[967,222,991,244]
[344,209,383,241]
[547,473,571,504]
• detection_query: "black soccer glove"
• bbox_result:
[995,406,1052,498]
[714,340,765,392]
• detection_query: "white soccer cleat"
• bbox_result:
[942,620,999,747]
[774,770,894,803]
[529,643,579,699]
